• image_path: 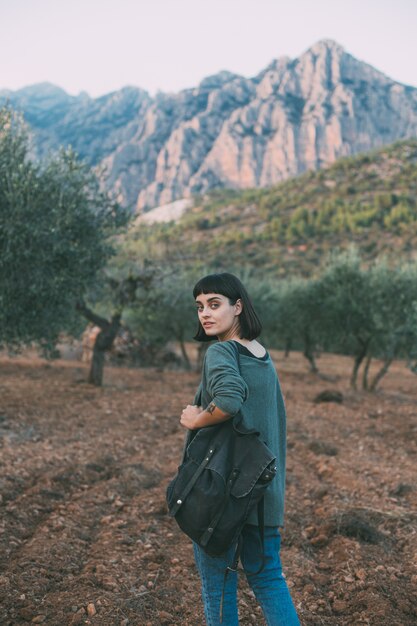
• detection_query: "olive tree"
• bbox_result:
[317,249,374,388]
[0,107,127,351]
[124,268,199,369]
[269,277,324,372]
[362,260,417,390]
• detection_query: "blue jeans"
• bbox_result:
[193,525,300,625]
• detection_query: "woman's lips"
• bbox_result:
[203,322,214,328]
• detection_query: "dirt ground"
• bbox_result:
[0,350,416,626]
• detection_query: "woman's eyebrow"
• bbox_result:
[195,297,222,305]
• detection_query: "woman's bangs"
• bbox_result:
[193,274,236,300]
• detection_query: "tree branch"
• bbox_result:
[76,301,110,329]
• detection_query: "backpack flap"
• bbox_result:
[186,419,235,466]
[229,434,276,497]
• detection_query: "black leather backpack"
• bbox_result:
[166,413,276,557]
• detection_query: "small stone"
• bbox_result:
[315,573,330,585]
[69,614,84,626]
[314,506,327,517]
[31,617,46,624]
[344,576,354,583]
[87,603,96,617]
[147,562,159,571]
[310,534,329,547]
[19,608,34,621]
[303,583,315,594]
[316,461,334,478]
[314,390,343,404]
[313,486,329,499]
[308,440,339,456]
[355,568,366,581]
[332,599,348,613]
[102,578,118,590]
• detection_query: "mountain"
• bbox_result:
[2,40,417,211]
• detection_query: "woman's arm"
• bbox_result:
[180,402,230,430]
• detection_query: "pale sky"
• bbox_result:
[1,0,416,97]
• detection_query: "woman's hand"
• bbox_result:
[180,405,203,430]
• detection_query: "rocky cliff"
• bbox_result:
[2,40,417,211]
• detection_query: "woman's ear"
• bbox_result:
[235,298,243,315]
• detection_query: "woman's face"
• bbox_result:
[195,292,242,340]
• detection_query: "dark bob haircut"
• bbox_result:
[193,273,262,342]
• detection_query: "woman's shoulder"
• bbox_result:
[206,340,238,360]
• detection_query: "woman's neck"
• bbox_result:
[217,326,241,342]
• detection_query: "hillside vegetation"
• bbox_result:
[125,140,417,275]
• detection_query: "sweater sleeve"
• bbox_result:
[204,342,249,416]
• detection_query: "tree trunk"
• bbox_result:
[196,343,208,371]
[303,332,318,373]
[369,358,393,391]
[179,338,191,371]
[88,347,106,386]
[76,302,122,387]
[284,338,292,358]
[350,341,368,389]
[362,355,372,390]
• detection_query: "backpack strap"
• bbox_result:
[200,466,240,547]
[220,341,269,623]
[169,445,216,516]
[219,499,267,623]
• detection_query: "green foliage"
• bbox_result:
[318,248,373,346]
[124,267,201,367]
[0,107,127,350]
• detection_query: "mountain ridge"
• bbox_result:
[2,39,417,211]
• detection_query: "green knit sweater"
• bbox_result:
[193,340,287,527]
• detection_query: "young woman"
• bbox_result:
[180,273,300,626]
